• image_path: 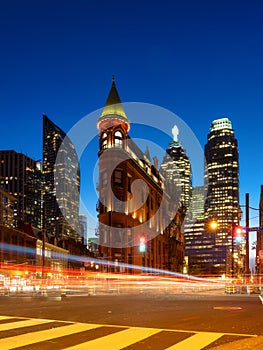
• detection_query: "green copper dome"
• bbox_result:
[97,76,130,128]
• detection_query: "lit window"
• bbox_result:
[102,138,107,149]
[114,169,123,186]
[114,130,123,148]
[115,138,122,147]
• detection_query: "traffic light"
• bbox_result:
[139,237,146,252]
[232,225,245,237]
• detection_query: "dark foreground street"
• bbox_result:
[0,293,262,349]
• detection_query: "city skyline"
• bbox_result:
[0,0,262,234]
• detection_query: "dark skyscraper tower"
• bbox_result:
[184,186,217,274]
[160,127,192,213]
[42,114,80,244]
[204,118,239,273]
[0,150,42,229]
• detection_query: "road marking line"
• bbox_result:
[164,332,224,349]
[102,324,257,338]
[0,318,54,331]
[62,326,161,350]
[0,314,257,350]
[1,316,255,338]
[0,322,101,349]
[213,306,242,310]
[0,316,17,321]
[259,295,263,305]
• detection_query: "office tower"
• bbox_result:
[160,128,192,213]
[184,186,217,274]
[42,114,80,244]
[79,214,87,245]
[204,118,240,273]
[188,186,205,221]
[96,77,184,272]
[0,187,15,227]
[0,150,42,228]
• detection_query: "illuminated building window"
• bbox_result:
[114,130,123,148]
[127,174,131,193]
[114,169,123,187]
[102,137,107,149]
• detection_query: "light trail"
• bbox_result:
[0,243,223,284]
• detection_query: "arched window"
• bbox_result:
[101,132,108,149]
[114,130,123,148]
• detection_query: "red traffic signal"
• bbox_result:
[232,225,245,236]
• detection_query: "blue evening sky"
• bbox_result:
[0,0,263,241]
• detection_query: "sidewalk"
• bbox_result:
[211,336,263,349]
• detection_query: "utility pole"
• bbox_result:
[231,223,234,278]
[245,193,250,275]
[42,229,46,279]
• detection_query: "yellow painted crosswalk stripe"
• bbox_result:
[0,315,255,350]
[165,332,224,349]
[63,326,161,350]
[0,318,55,331]
[0,322,101,350]
[0,316,16,321]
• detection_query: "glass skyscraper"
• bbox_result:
[42,114,80,244]
[184,186,218,274]
[0,150,42,229]
[204,118,239,273]
[160,136,192,214]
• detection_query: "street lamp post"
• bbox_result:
[42,229,46,279]
[231,224,234,278]
[245,193,250,275]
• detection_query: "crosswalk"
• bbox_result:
[0,315,255,349]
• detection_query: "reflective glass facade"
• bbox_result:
[160,140,192,213]
[42,115,80,243]
[204,118,239,272]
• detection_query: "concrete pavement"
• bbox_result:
[211,335,263,349]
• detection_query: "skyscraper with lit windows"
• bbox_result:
[204,118,239,273]
[0,150,42,229]
[42,114,80,244]
[159,130,192,213]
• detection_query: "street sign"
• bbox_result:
[245,226,263,232]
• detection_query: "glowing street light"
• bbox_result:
[210,220,218,230]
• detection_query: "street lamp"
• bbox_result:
[210,221,218,230]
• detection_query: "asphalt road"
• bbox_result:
[0,293,262,349]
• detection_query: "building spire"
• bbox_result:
[144,145,151,161]
[97,76,130,131]
[104,76,122,108]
